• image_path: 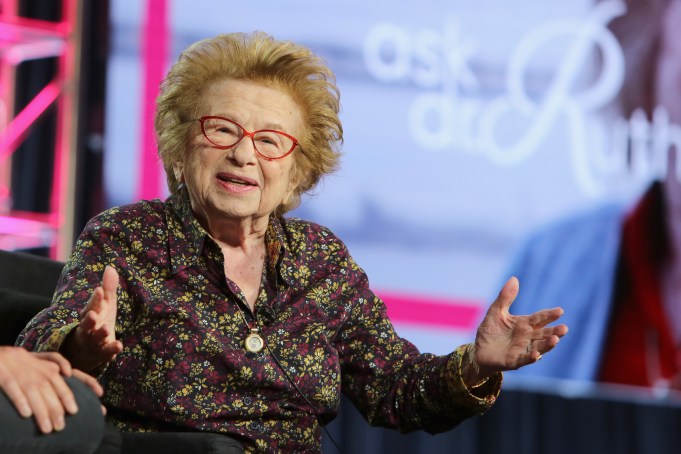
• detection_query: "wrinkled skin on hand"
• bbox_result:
[464,277,568,386]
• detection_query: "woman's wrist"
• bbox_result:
[461,343,495,388]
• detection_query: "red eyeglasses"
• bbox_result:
[198,116,299,160]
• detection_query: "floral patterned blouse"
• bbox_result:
[17,188,501,453]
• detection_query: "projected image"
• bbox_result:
[105,0,680,391]
[502,0,681,391]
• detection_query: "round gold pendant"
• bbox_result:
[245,329,264,353]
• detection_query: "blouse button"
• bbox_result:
[243,397,252,405]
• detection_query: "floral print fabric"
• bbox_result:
[17,188,501,453]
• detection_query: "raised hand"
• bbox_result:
[62,265,123,373]
[0,347,104,434]
[463,277,568,385]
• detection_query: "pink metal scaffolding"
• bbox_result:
[0,0,82,259]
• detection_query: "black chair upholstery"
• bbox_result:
[0,250,63,345]
[0,288,53,345]
[0,249,64,297]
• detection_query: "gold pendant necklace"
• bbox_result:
[234,301,265,353]
[245,328,265,353]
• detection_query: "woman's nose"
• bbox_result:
[229,136,258,165]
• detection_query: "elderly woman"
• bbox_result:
[17,32,567,452]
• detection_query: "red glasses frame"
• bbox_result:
[198,116,300,161]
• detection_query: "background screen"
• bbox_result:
[104,0,658,364]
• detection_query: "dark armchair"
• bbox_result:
[0,249,63,346]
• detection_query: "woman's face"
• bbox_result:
[178,78,304,229]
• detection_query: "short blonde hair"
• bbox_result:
[155,32,343,214]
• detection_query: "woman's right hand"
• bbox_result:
[62,265,123,373]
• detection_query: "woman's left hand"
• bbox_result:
[463,277,568,386]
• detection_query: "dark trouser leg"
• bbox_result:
[0,376,105,454]
[121,431,244,454]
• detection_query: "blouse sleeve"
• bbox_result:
[16,208,132,361]
[334,248,501,434]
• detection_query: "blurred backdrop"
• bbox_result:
[2,1,681,452]
[102,0,660,355]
